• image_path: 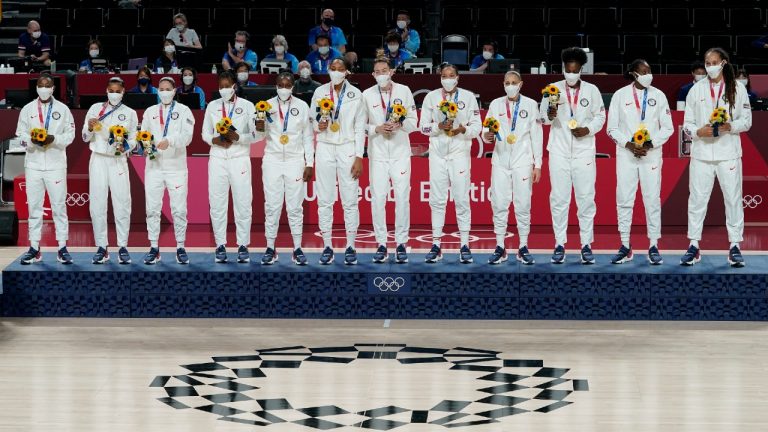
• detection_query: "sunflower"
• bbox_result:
[31,128,47,143]
[110,125,126,137]
[216,123,229,135]
[222,117,233,127]
[448,103,458,113]
[392,104,406,116]
[319,98,334,111]
[255,100,271,112]
[542,84,559,96]
[137,131,152,142]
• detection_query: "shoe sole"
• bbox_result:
[92,256,110,264]
[319,256,335,265]
[516,255,535,265]
[551,254,565,264]
[680,257,701,266]
[372,255,389,263]
[395,257,409,264]
[728,258,745,267]
[21,257,42,265]
[345,258,358,265]
[144,256,161,265]
[581,258,596,265]
[293,257,307,266]
[238,258,250,263]
[647,256,663,265]
[425,254,443,263]
[488,255,508,265]
[119,257,131,264]
[176,255,189,264]
[611,254,633,264]
[261,256,278,265]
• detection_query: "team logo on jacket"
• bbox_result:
[648,98,657,106]
[579,98,589,107]
[520,110,528,118]
[290,108,300,116]
[393,98,403,105]
[118,113,126,121]
[235,107,243,115]
[347,91,356,99]
[52,111,61,120]
[457,101,466,110]
[171,112,179,120]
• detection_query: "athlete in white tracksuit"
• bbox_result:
[362,58,418,263]
[540,48,606,264]
[201,73,257,263]
[481,71,543,265]
[15,76,75,264]
[139,77,194,264]
[82,78,138,264]
[310,59,366,265]
[681,48,752,267]
[255,72,314,266]
[419,65,482,263]
[606,60,674,264]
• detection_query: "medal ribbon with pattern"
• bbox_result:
[159,101,175,138]
[632,86,648,130]
[505,98,520,144]
[565,85,580,129]
[278,97,292,145]
[221,96,237,119]
[329,82,346,132]
[710,81,724,110]
[37,99,53,130]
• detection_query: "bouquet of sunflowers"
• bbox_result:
[30,127,48,146]
[136,130,156,160]
[542,84,561,104]
[388,103,407,125]
[315,97,334,122]
[438,100,458,121]
[632,128,651,149]
[109,125,129,156]
[709,107,729,137]
[255,100,273,123]
[482,116,501,141]
[216,117,237,140]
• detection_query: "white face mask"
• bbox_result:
[482,51,493,61]
[396,20,407,29]
[694,74,706,82]
[635,73,653,88]
[706,62,723,79]
[234,42,245,51]
[441,78,458,92]
[107,92,123,105]
[37,87,54,100]
[237,72,249,83]
[219,87,235,101]
[182,75,194,86]
[375,74,391,88]
[274,45,285,54]
[564,71,581,86]
[164,45,175,54]
[32,31,41,39]
[176,24,185,32]
[329,70,346,85]
[276,87,293,100]
[89,49,99,58]
[299,68,311,79]
[318,46,330,55]
[158,90,175,105]
[387,44,400,53]
[737,78,749,87]
[504,84,520,98]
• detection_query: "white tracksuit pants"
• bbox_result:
[687,157,744,243]
[370,157,411,246]
[262,158,305,249]
[315,142,359,248]
[145,169,188,248]
[208,156,252,247]
[490,164,532,248]
[89,153,131,248]
[616,149,662,246]
[429,154,471,246]
[25,167,68,247]
[549,154,596,247]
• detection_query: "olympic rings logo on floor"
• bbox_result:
[66,193,89,207]
[743,195,763,209]
[372,276,406,292]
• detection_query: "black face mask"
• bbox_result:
[323,18,334,26]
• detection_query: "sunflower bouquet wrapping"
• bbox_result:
[108,125,129,156]
[709,107,729,137]
[215,117,237,140]
[388,103,407,125]
[315,97,334,122]
[483,116,501,141]
[542,84,561,105]
[255,100,273,123]
[136,130,156,160]
[30,128,48,146]
[632,128,651,149]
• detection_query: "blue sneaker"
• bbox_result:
[516,246,535,265]
[92,246,109,264]
[551,245,565,264]
[20,246,41,265]
[261,247,278,265]
[647,246,663,265]
[610,245,633,264]
[57,247,73,264]
[459,245,473,264]
[319,246,334,265]
[176,247,189,264]
[118,247,131,264]
[292,248,307,266]
[237,245,250,263]
[425,244,442,263]
[373,245,388,263]
[215,245,227,263]
[344,246,358,265]
[680,245,700,266]
[728,245,745,268]
[580,244,595,265]
[143,247,161,265]
[395,244,408,264]
[488,246,507,265]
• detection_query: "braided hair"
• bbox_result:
[705,47,736,109]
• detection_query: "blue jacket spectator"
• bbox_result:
[128,67,159,94]
[180,67,206,109]
[306,35,342,74]
[223,31,258,71]
[308,9,347,53]
[470,41,504,72]
[18,20,52,65]
[154,39,179,72]
[262,35,300,73]
[384,32,413,69]
[79,39,104,73]
[677,62,706,102]
[391,10,420,55]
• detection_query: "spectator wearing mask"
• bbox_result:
[736,68,759,107]
[392,10,420,55]
[677,61,706,104]
[295,61,321,94]
[306,34,342,74]
[344,51,360,73]
[166,13,202,49]
[128,67,158,94]
[18,20,52,66]
[383,32,412,69]
[308,9,347,53]
[262,35,299,73]
[234,62,257,96]
[79,40,103,73]
[470,41,504,72]
[223,31,258,71]
[155,39,178,73]
[179,67,206,109]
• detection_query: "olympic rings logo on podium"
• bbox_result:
[743,195,763,209]
[66,193,90,207]
[372,276,406,292]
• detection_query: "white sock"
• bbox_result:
[460,231,470,246]
[496,234,505,248]
[58,241,66,249]
[292,235,302,250]
[730,242,739,249]
[266,239,275,249]
[31,241,40,250]
[690,240,699,248]
[518,235,528,249]
[649,239,658,248]
[433,238,441,247]
[177,242,184,249]
[322,233,332,249]
[346,231,356,250]
[150,242,158,249]
[620,234,630,248]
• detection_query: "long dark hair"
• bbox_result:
[705,47,736,109]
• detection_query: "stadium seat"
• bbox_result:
[131,34,165,61]
[729,8,765,35]
[693,8,728,33]
[476,8,510,32]
[141,8,174,33]
[660,35,696,63]
[284,8,318,33]
[97,35,129,64]
[40,8,69,35]
[735,34,765,62]
[177,9,210,30]
[619,8,654,31]
[549,35,584,64]
[204,34,232,65]
[247,8,282,35]
[105,9,139,35]
[586,34,622,64]
[511,35,547,65]
[350,34,384,59]
[657,9,691,33]
[356,7,388,33]
[584,8,618,34]
[72,8,104,31]
[441,7,474,34]
[333,8,354,30]
[58,34,92,64]
[698,35,733,54]
[548,8,582,33]
[624,34,659,63]
[211,8,246,32]
[511,8,546,33]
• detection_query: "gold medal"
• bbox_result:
[568,119,578,129]
[506,134,517,144]
[279,134,289,145]
[330,122,340,132]
[93,121,103,132]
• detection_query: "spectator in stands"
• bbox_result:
[179,67,206,109]
[392,10,420,55]
[155,39,178,73]
[128,67,158,94]
[166,13,202,49]
[235,62,257,96]
[308,9,347,53]
[118,0,141,8]
[736,68,759,107]
[223,31,258,71]
[306,35,342,74]
[344,51,360,73]
[17,20,51,66]
[295,61,321,94]
[262,35,299,73]
[677,61,706,104]
[79,40,103,73]
[383,31,413,69]
[470,41,504,73]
